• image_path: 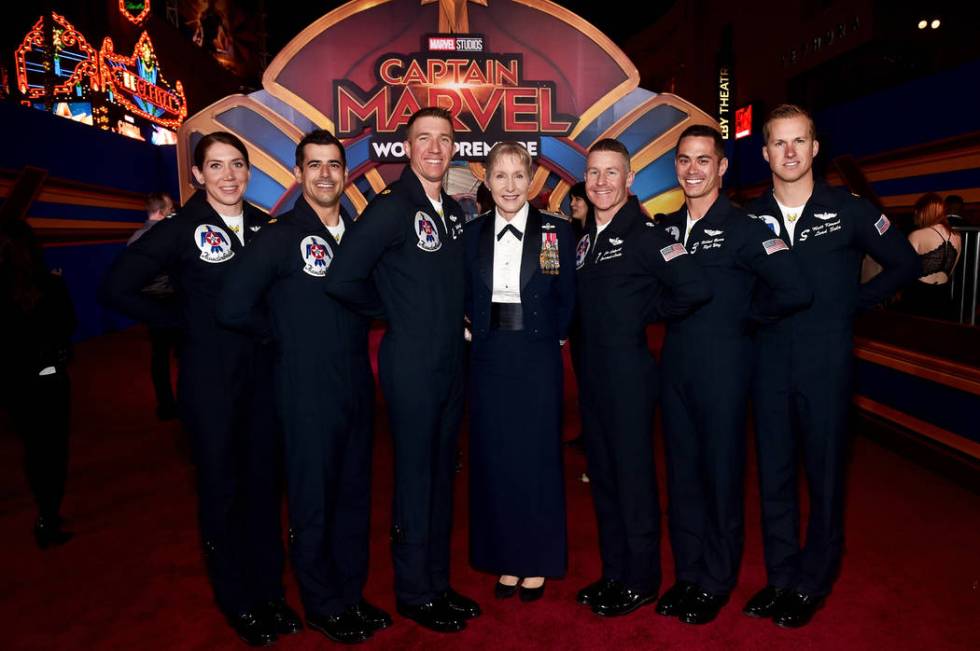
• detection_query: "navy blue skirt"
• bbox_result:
[468,329,567,577]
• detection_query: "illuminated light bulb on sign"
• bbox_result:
[917,20,927,29]
[931,19,940,29]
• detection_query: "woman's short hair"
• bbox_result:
[485,141,532,176]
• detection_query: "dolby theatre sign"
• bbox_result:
[178,0,716,217]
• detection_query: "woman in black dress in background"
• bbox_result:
[464,142,576,601]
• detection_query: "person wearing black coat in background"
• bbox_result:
[101,132,300,646]
[0,218,75,549]
[464,142,576,602]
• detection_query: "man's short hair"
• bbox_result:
[295,129,347,168]
[485,141,532,176]
[405,107,455,141]
[588,138,631,165]
[146,192,174,215]
[676,124,725,158]
[762,104,816,142]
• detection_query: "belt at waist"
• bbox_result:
[490,302,524,331]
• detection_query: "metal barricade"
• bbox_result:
[952,226,979,326]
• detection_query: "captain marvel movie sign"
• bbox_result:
[334,34,576,161]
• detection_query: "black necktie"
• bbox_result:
[497,224,523,241]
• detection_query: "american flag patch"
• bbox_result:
[874,215,891,235]
[660,243,687,262]
[762,238,789,255]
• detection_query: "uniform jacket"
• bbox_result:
[659,194,812,337]
[100,191,272,349]
[464,207,576,342]
[746,182,920,333]
[575,196,712,348]
[215,195,369,361]
[322,167,465,366]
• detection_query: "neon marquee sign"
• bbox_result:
[15,12,99,99]
[99,32,188,130]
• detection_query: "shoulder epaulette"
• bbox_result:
[541,210,570,222]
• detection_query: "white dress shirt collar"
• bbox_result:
[494,202,530,239]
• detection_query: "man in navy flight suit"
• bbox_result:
[574,138,712,618]
[656,125,812,625]
[321,108,480,633]
[216,130,391,644]
[743,104,920,627]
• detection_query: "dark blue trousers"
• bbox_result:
[753,328,852,597]
[379,337,464,605]
[179,341,285,617]
[579,344,661,594]
[661,333,750,595]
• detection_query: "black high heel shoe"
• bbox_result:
[495,577,520,599]
[518,579,545,602]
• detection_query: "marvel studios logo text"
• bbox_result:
[428,36,485,52]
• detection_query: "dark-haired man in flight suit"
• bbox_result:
[656,124,811,626]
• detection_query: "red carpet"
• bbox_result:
[1,326,978,650]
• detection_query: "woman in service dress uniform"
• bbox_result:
[464,142,576,600]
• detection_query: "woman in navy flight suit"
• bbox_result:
[464,142,576,601]
[101,132,298,646]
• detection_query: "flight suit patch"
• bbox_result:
[300,235,333,276]
[194,224,235,263]
[575,233,590,269]
[875,215,891,235]
[660,243,687,262]
[414,211,442,251]
[752,214,782,237]
[762,238,789,255]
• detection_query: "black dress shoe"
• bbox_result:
[258,598,302,634]
[576,577,617,606]
[678,588,729,625]
[440,588,481,619]
[518,581,545,602]
[742,586,788,618]
[229,611,276,647]
[347,600,392,632]
[495,579,520,599]
[396,600,466,633]
[655,581,696,617]
[772,591,824,628]
[307,611,372,644]
[591,584,658,617]
[33,517,73,550]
